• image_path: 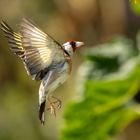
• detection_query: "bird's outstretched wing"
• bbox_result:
[1,19,67,80]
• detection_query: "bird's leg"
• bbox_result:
[51,96,62,109]
[47,96,56,117]
[47,96,62,116]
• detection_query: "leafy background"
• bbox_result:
[0,0,140,140]
[62,37,140,140]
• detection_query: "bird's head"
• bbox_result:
[62,41,84,56]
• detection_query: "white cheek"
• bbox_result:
[65,45,71,51]
[63,43,74,55]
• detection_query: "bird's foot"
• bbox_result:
[52,96,62,109]
[47,96,62,116]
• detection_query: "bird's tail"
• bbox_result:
[39,100,46,126]
[39,82,47,125]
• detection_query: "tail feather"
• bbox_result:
[39,100,46,126]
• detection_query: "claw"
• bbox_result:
[50,105,56,117]
[48,97,56,117]
[52,96,62,109]
[46,96,62,117]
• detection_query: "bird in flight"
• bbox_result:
[1,18,84,125]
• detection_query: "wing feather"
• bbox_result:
[1,21,24,56]
[1,19,67,80]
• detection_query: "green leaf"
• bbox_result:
[130,0,140,15]
[61,37,140,140]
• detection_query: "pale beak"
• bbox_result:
[76,41,84,47]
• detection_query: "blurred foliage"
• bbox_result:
[61,37,140,140]
[130,0,140,15]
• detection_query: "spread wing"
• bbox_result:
[1,19,67,80]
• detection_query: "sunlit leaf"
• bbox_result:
[130,0,140,15]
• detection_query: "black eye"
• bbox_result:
[70,41,76,47]
[69,41,76,52]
